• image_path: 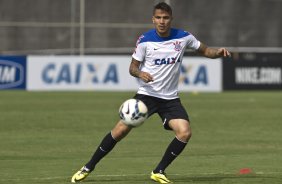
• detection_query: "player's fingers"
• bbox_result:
[147,74,154,82]
[225,49,231,57]
[143,76,148,82]
[145,77,153,83]
[224,50,228,57]
[221,48,231,57]
[141,72,153,83]
[217,48,224,56]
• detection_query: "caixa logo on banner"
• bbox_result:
[179,65,208,85]
[41,63,118,84]
[0,60,25,89]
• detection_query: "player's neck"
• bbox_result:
[156,29,171,38]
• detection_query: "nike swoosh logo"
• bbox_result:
[100,147,107,152]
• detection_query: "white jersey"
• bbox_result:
[132,28,200,99]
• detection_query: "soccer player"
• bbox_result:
[71,2,230,184]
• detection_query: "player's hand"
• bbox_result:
[139,72,154,83]
[216,48,231,57]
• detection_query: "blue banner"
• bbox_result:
[0,56,26,89]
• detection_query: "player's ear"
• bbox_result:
[152,17,155,23]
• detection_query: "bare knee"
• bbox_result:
[169,119,192,142]
[176,128,192,142]
[111,121,132,141]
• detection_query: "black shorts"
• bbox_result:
[134,94,189,130]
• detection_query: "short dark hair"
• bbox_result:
[153,2,172,16]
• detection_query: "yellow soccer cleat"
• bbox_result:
[150,171,172,184]
[71,166,90,183]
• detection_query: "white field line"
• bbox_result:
[0,172,281,181]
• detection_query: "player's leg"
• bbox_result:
[71,120,131,183]
[151,98,191,183]
[160,119,192,169]
[151,119,191,183]
[85,120,132,170]
[169,118,192,142]
[156,119,191,171]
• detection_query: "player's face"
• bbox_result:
[152,9,172,37]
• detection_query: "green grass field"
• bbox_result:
[0,91,282,184]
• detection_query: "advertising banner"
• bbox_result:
[27,56,138,91]
[27,56,222,92]
[179,58,222,92]
[0,56,26,89]
[223,60,282,90]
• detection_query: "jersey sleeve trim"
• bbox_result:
[132,54,143,62]
[138,28,190,43]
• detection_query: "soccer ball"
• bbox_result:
[119,99,148,127]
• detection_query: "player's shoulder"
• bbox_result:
[170,28,191,39]
[137,28,192,44]
[137,29,158,44]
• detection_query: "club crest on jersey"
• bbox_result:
[173,41,182,51]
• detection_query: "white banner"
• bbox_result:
[27,56,138,91]
[179,58,222,92]
[27,56,222,92]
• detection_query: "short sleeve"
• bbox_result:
[186,34,201,50]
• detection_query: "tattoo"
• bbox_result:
[130,66,140,78]
[206,48,219,59]
[198,43,219,59]
[129,60,141,78]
